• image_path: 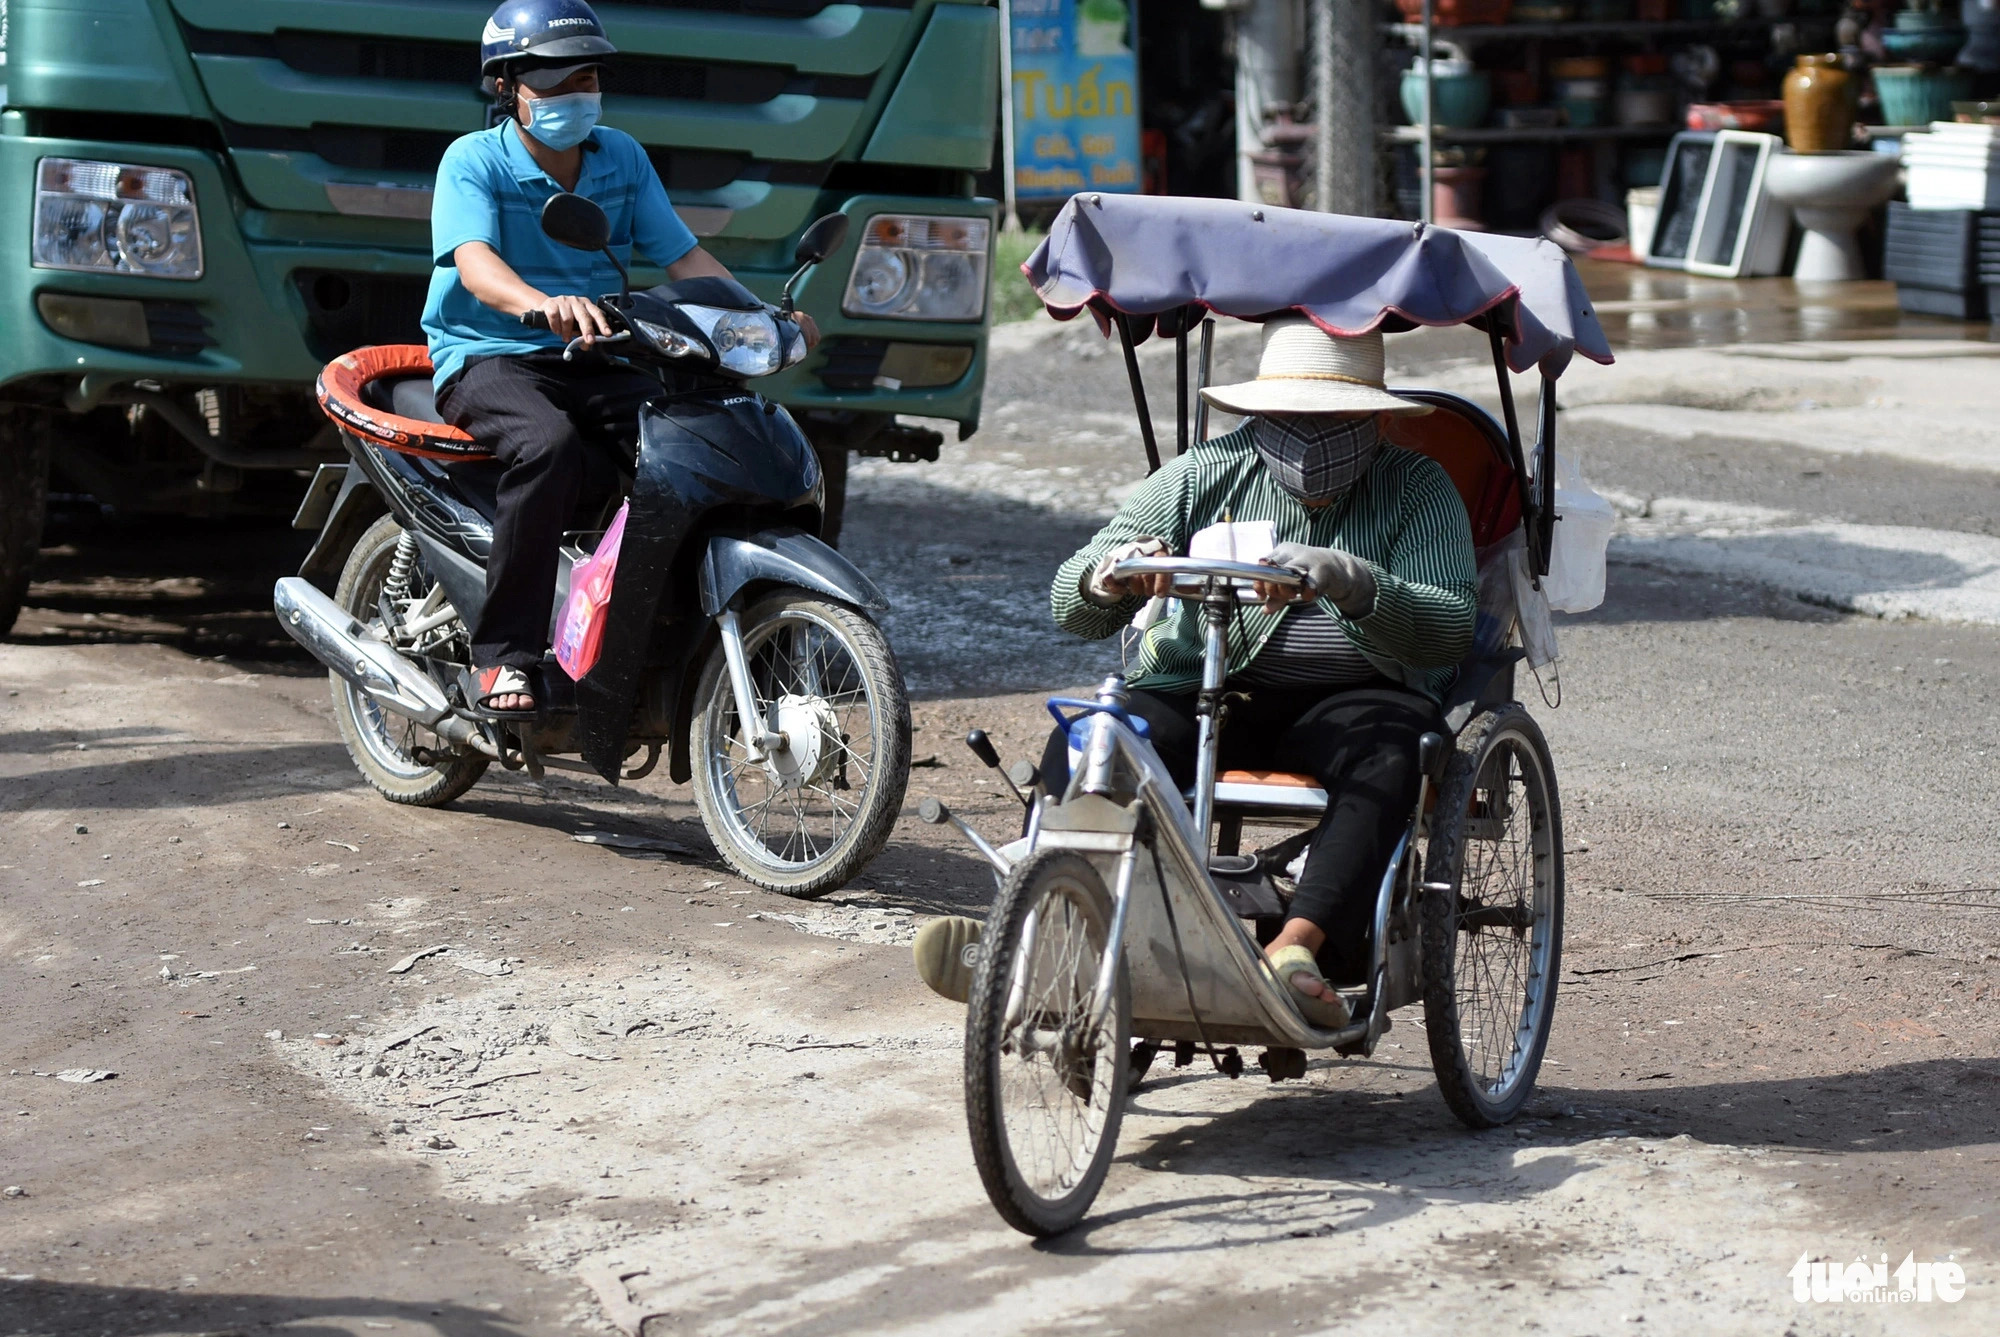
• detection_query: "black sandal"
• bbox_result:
[467,665,537,719]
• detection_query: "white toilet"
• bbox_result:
[1762,150,1901,282]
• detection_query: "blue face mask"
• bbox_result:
[522,91,601,151]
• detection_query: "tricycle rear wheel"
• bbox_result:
[1420,705,1564,1128]
[965,849,1129,1237]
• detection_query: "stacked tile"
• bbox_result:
[1903,122,2000,211]
[1883,201,1988,319]
[1982,213,2000,319]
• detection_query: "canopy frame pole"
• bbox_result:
[1419,0,1435,225]
[1533,374,1558,578]
[1116,314,1163,475]
[1175,318,1190,456]
[1485,314,1539,580]
[1193,318,1214,446]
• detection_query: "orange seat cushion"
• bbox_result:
[1216,769,1321,789]
[315,345,495,462]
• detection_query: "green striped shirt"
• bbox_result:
[1051,424,1477,701]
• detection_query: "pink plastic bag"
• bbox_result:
[554,502,630,682]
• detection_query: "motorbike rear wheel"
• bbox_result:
[690,590,910,897]
[330,515,489,806]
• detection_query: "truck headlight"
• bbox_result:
[33,158,204,280]
[842,215,989,322]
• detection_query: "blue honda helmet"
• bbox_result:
[480,0,618,81]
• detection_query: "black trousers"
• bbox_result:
[436,352,658,670]
[1039,682,1440,985]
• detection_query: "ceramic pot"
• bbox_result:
[1873,64,1978,124]
[1783,53,1854,151]
[1401,68,1493,128]
[1431,165,1488,230]
[1882,27,1971,61]
[1394,0,1513,24]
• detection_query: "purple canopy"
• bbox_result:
[1023,195,1614,378]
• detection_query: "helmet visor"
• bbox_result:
[514,61,601,91]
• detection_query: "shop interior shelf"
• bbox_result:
[1384,18,1805,43]
[1384,123,1682,143]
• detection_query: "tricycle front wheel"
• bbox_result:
[965,849,1130,1237]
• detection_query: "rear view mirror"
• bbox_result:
[541,192,611,252]
[793,214,850,266]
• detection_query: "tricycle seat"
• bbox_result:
[1209,769,1327,817]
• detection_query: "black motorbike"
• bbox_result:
[275,196,910,896]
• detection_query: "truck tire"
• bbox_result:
[0,408,52,636]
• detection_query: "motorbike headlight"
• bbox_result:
[842,215,989,322]
[680,305,785,377]
[33,158,203,279]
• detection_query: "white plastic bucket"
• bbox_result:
[1627,186,1661,262]
[1543,452,1614,613]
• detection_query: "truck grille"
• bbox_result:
[184,27,871,105]
[292,271,430,362]
[223,121,830,195]
[145,302,218,355]
[620,0,911,12]
[174,0,927,242]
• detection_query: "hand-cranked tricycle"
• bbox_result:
[922,195,1614,1236]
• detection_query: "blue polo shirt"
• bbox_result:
[421,121,699,389]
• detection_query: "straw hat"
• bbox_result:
[1200,319,1431,417]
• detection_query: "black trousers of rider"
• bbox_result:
[437,351,659,671]
[1038,682,1440,985]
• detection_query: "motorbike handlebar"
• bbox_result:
[562,330,633,362]
[1108,555,1312,603]
[519,308,551,330]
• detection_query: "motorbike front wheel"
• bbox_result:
[690,590,910,897]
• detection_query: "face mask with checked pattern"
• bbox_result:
[1250,413,1382,502]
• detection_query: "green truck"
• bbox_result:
[0,0,1000,633]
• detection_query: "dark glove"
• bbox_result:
[1266,541,1377,616]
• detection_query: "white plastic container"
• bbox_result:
[1626,186,1660,262]
[1542,452,1614,614]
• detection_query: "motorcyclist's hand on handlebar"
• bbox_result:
[1260,542,1377,617]
[533,294,612,346]
[1084,536,1172,606]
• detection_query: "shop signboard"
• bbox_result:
[1007,0,1141,201]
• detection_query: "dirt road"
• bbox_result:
[5,323,2000,1335]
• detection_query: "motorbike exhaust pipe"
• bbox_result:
[273,576,453,727]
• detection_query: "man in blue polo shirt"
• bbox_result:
[422,0,815,714]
